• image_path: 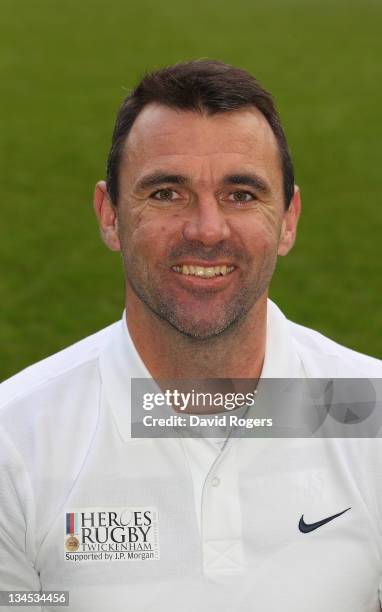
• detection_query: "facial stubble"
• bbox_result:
[121,247,277,341]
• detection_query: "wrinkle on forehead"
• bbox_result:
[123,103,279,162]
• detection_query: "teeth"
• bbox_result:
[204,267,215,278]
[172,265,235,278]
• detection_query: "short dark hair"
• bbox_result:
[106,60,294,208]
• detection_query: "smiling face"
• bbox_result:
[96,103,300,340]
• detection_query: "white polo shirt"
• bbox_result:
[1,300,382,612]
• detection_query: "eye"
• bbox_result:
[225,190,257,208]
[229,190,256,203]
[150,188,180,201]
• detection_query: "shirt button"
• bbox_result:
[211,476,221,487]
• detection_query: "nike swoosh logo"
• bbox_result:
[298,507,351,533]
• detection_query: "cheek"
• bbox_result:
[262,222,282,249]
[127,217,176,260]
[233,214,281,254]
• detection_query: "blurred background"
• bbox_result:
[1,0,381,380]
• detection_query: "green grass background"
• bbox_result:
[1,0,381,380]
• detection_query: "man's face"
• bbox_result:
[110,104,299,339]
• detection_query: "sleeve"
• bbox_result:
[0,425,41,607]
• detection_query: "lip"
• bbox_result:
[170,264,237,290]
[172,260,236,267]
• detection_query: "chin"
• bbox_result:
[166,314,239,341]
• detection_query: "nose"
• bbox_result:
[182,196,231,246]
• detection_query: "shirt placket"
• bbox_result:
[201,440,244,577]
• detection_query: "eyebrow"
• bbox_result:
[223,174,270,194]
[135,171,270,193]
[136,172,189,191]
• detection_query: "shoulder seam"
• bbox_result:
[290,322,382,364]
[0,355,100,412]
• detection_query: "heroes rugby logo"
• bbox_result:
[64,507,159,562]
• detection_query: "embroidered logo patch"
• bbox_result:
[64,507,160,562]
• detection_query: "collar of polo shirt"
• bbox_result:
[99,299,305,442]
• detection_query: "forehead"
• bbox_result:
[121,103,281,180]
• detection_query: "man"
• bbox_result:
[0,60,381,611]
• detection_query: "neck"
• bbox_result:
[125,293,268,380]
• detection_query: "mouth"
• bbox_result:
[171,264,235,278]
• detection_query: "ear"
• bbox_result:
[93,181,121,252]
[277,185,301,256]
